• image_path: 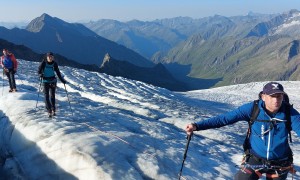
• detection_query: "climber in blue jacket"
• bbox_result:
[185,82,300,180]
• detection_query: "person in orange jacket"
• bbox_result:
[0,49,18,92]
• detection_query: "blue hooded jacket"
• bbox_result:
[194,100,300,160]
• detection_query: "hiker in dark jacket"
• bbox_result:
[38,52,67,117]
[0,49,18,92]
[185,82,300,180]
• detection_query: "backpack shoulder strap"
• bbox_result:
[243,100,260,154]
[250,100,260,125]
[38,60,46,75]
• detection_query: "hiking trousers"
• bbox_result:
[43,82,56,113]
[234,154,289,180]
[5,69,16,90]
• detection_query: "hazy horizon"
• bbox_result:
[1,0,300,23]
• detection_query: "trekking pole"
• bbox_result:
[2,68,4,96]
[35,77,42,109]
[1,69,3,96]
[178,132,193,180]
[64,84,74,116]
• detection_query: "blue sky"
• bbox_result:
[2,0,300,22]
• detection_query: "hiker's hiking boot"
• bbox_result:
[9,89,17,93]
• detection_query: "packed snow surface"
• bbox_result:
[0,59,299,180]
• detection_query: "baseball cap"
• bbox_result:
[262,82,285,95]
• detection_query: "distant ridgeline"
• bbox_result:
[1,10,300,90]
[86,9,300,87]
[153,9,300,87]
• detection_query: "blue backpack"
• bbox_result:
[2,56,13,69]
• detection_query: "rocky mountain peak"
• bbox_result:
[40,13,53,21]
[26,13,58,32]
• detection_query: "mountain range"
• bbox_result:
[160,9,300,87]
[1,10,300,90]
[84,13,275,60]
[0,13,221,91]
[0,13,152,68]
[0,38,190,91]
[84,9,300,87]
